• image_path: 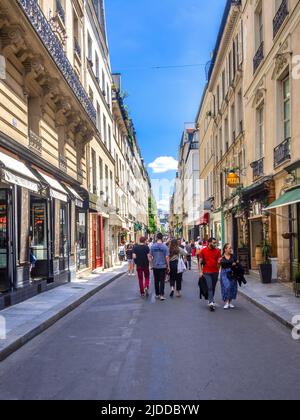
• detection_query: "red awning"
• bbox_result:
[197,212,210,226]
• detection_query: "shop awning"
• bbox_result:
[197,212,210,226]
[37,171,68,202]
[266,187,300,211]
[65,186,83,208]
[0,151,40,192]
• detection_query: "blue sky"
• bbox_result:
[105,0,227,209]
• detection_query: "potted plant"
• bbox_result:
[259,240,272,284]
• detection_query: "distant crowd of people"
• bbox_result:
[118,235,246,311]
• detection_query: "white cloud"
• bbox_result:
[148,156,178,174]
[157,199,170,212]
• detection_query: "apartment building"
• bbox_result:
[196,0,300,281]
[0,0,153,309]
[242,0,300,281]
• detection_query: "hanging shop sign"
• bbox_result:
[227,171,240,188]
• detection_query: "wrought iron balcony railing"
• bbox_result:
[56,0,65,24]
[274,138,291,168]
[74,37,81,59]
[253,42,264,73]
[273,0,289,38]
[17,0,96,125]
[29,130,42,155]
[190,142,199,150]
[251,157,264,180]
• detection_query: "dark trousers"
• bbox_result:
[204,273,219,304]
[186,255,192,270]
[153,268,166,296]
[170,260,183,291]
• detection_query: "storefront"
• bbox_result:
[266,184,300,282]
[242,177,277,270]
[0,150,41,294]
[0,149,86,307]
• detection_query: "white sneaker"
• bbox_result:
[229,304,235,309]
[209,302,215,311]
[224,303,230,310]
[160,296,166,301]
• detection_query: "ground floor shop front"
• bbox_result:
[0,147,88,309]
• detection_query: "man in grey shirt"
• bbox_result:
[185,242,192,270]
[150,233,170,301]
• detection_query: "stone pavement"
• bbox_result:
[239,274,300,330]
[0,264,127,362]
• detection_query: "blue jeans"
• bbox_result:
[204,273,219,304]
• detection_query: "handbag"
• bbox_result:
[177,257,187,274]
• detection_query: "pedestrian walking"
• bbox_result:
[191,242,196,258]
[185,241,192,270]
[126,242,135,276]
[169,239,185,298]
[199,237,222,311]
[118,243,126,262]
[133,237,151,297]
[150,233,170,301]
[220,244,239,309]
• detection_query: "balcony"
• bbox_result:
[17,0,96,125]
[273,0,289,38]
[29,130,42,155]
[253,42,264,74]
[274,138,291,168]
[56,0,65,24]
[190,142,199,150]
[251,157,264,180]
[59,155,67,172]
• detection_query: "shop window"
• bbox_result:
[0,190,9,291]
[30,200,47,260]
[59,203,69,271]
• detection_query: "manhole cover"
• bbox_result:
[267,295,282,298]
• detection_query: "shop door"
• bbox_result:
[92,214,103,270]
[291,204,300,281]
[250,219,263,270]
[30,197,50,279]
[0,190,10,292]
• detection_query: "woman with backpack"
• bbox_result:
[169,239,186,298]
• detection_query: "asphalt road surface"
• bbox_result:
[0,264,299,400]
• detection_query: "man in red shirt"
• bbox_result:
[199,238,222,311]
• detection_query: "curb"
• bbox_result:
[0,271,126,362]
[239,289,294,331]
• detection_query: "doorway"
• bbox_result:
[290,204,300,281]
[30,197,50,280]
[250,218,263,269]
[92,214,103,270]
[59,203,69,272]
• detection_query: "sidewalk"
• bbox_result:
[239,275,300,330]
[0,264,127,362]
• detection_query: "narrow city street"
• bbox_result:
[0,263,299,401]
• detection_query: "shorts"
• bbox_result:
[127,259,134,264]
